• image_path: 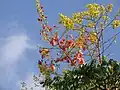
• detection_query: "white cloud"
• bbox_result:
[0,21,37,90]
[0,34,29,67]
[0,33,31,89]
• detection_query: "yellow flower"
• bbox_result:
[100,5,105,14]
[86,4,106,17]
[76,35,86,49]
[106,4,113,12]
[87,3,100,10]
[89,32,98,43]
[36,0,46,20]
[72,12,83,24]
[88,22,96,28]
[87,4,93,10]
[87,4,100,11]
[82,11,89,16]
[86,3,101,17]
[102,16,109,21]
[59,13,74,29]
[112,20,120,29]
[80,27,85,33]
[42,33,48,40]
[89,10,100,17]
[39,48,49,58]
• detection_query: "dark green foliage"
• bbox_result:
[41,58,120,90]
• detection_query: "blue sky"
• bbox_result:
[0,0,120,90]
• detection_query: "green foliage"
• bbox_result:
[41,58,120,90]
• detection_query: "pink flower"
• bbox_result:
[73,51,85,65]
[50,33,59,46]
[66,40,75,48]
[77,57,85,65]
[59,38,65,45]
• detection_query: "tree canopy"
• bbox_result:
[21,0,120,90]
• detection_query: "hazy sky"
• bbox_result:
[0,0,120,90]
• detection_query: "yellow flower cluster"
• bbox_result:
[87,3,101,17]
[102,16,109,21]
[36,0,46,20]
[82,11,90,16]
[86,4,106,18]
[76,35,86,49]
[106,4,113,12]
[36,0,40,13]
[112,20,120,29]
[89,32,98,43]
[59,13,74,29]
[80,27,86,33]
[72,12,83,24]
[100,5,105,14]
[40,48,49,58]
[88,22,96,28]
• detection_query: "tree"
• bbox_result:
[21,0,120,90]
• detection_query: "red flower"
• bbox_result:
[63,56,70,62]
[77,57,85,65]
[66,40,75,48]
[50,32,59,46]
[59,38,65,45]
[50,64,55,71]
[73,51,85,65]
[60,45,67,51]
[50,38,58,46]
[74,51,83,58]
